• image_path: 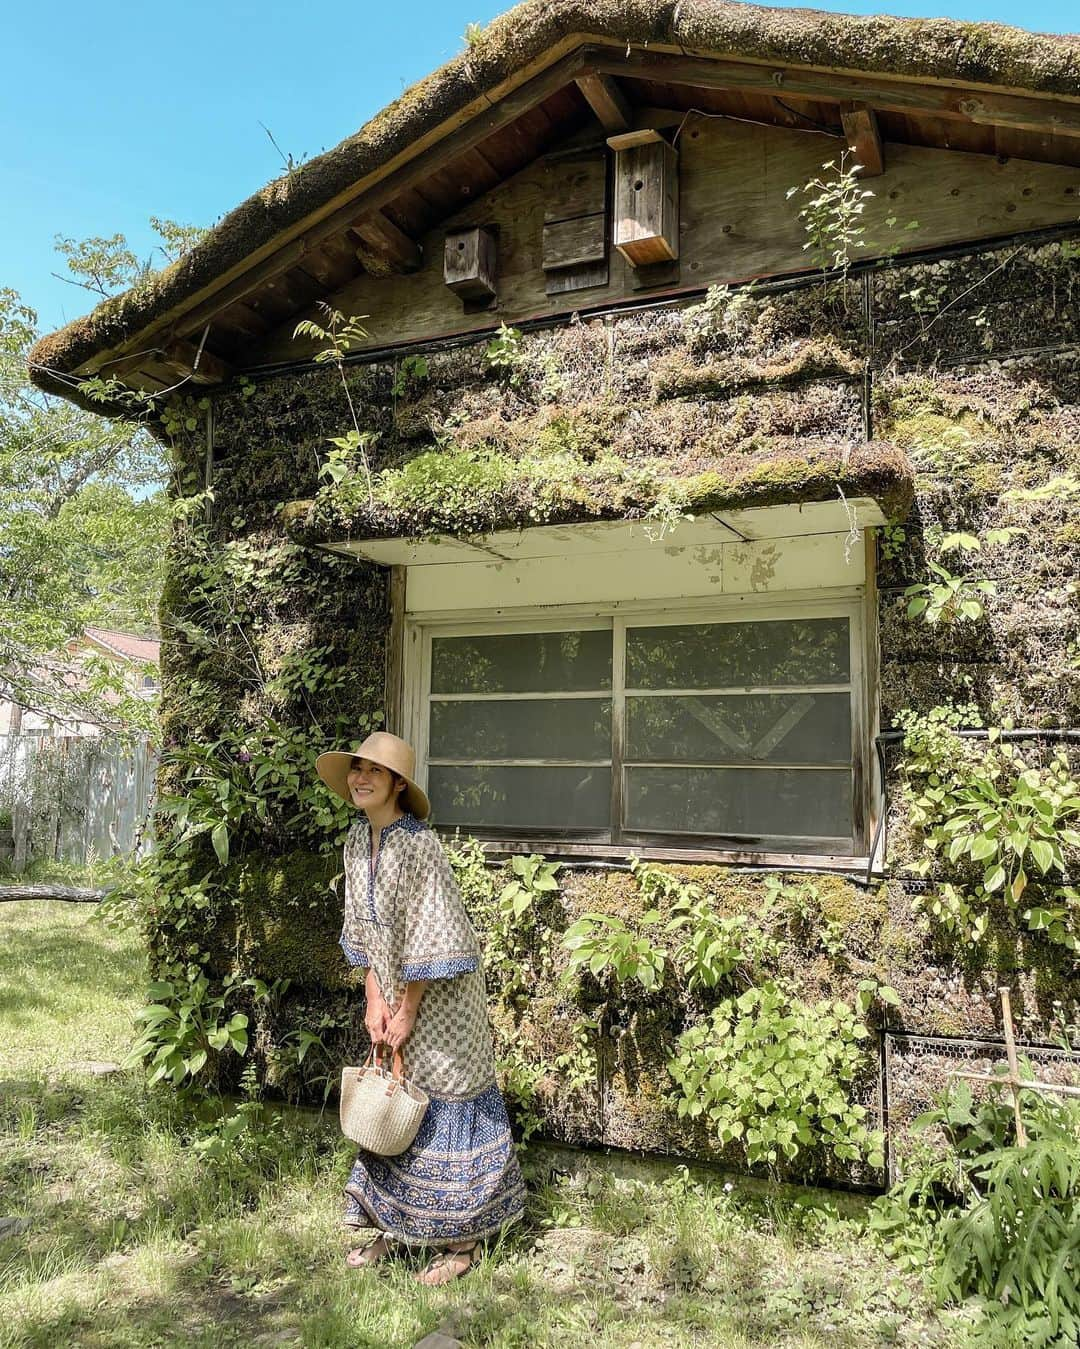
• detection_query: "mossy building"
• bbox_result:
[31,1,1080,1183]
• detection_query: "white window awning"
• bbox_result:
[323,496,887,567]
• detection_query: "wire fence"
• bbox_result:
[882,1029,1080,1182]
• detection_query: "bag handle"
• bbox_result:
[365,1043,407,1080]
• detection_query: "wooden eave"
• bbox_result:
[55,35,1080,399]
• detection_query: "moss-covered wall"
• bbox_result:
[153,230,1080,1185]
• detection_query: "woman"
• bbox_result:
[315,731,525,1285]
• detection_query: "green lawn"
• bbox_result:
[0,902,971,1348]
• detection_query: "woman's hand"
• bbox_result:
[383,981,428,1051]
[365,999,390,1044]
[364,971,390,1044]
[383,1002,417,1051]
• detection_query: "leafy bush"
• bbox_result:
[125,971,280,1090]
[563,910,667,990]
[873,1086,1080,1347]
[903,529,1019,626]
[898,706,1080,949]
[377,446,516,532]
[483,323,527,387]
[160,720,360,866]
[668,982,884,1169]
[489,853,561,1001]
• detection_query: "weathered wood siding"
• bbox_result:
[257,116,1080,364]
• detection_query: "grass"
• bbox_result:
[0,902,975,1348]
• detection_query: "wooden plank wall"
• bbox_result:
[259,115,1080,364]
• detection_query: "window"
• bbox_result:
[407,600,870,858]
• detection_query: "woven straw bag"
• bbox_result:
[340,1046,429,1155]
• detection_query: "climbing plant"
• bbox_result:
[897,706,1080,949]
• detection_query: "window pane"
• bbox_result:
[625,767,852,842]
[626,692,850,765]
[429,765,611,830]
[430,698,611,761]
[431,630,611,694]
[626,618,850,689]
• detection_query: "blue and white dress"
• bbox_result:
[339,812,525,1245]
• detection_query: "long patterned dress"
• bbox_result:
[339,812,526,1245]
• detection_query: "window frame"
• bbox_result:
[401,587,874,867]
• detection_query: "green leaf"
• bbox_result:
[985,864,1006,893]
[1029,840,1055,875]
[210,821,230,866]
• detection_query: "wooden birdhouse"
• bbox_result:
[610,130,679,267]
[444,226,497,307]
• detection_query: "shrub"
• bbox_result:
[667,981,884,1169]
[873,1086,1080,1347]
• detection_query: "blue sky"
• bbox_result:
[3,0,1075,335]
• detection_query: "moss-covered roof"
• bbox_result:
[282,439,915,545]
[28,0,1080,403]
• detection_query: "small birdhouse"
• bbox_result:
[443,226,497,307]
[610,131,679,267]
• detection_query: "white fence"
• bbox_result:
[0,734,157,871]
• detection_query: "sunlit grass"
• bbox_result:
[0,902,967,1348]
[0,901,144,1076]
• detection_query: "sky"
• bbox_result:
[3,0,1075,337]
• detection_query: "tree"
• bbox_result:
[52,216,208,298]
[1,283,170,730]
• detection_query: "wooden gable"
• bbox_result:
[250,114,1080,364]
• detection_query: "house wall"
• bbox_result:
[154,227,1080,1185]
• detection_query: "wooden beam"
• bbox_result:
[159,338,232,385]
[575,72,632,133]
[214,300,271,341]
[296,236,360,290]
[350,211,422,273]
[840,102,884,176]
[586,47,1080,140]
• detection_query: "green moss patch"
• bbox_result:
[286,439,913,543]
[652,338,864,401]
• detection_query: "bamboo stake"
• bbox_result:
[999,986,1028,1148]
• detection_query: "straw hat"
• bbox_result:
[315,732,431,820]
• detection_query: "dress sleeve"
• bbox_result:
[339,822,370,969]
[400,830,480,982]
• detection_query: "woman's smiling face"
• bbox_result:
[346,757,403,812]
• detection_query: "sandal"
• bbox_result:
[415,1242,477,1286]
[346,1234,392,1268]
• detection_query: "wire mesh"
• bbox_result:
[882,1030,1080,1183]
